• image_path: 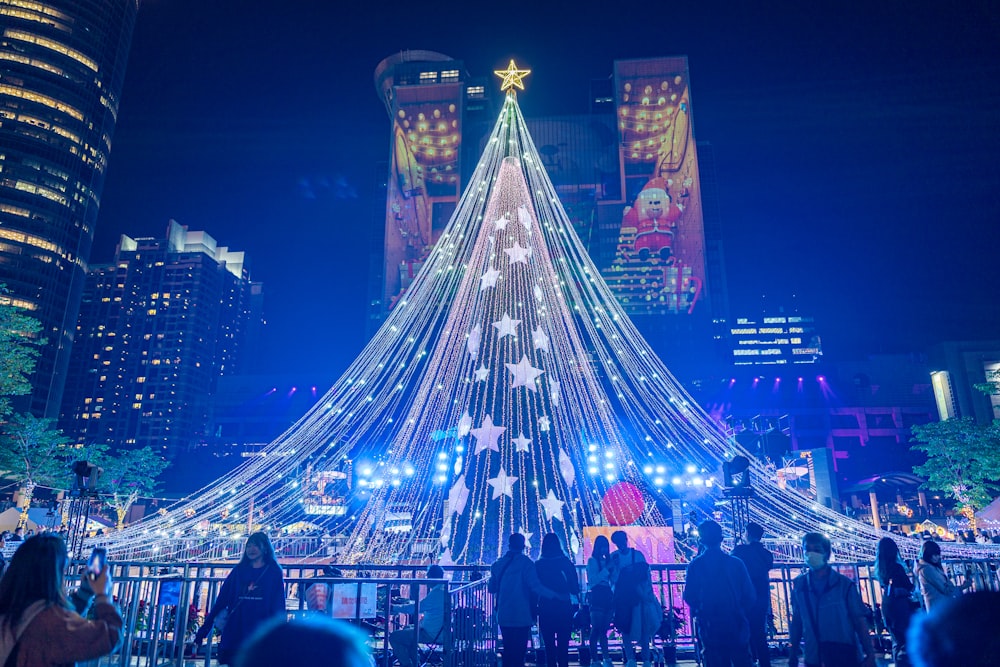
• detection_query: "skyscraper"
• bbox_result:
[0,0,139,417]
[60,221,258,459]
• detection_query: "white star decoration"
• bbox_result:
[539,490,565,522]
[493,313,520,339]
[487,467,518,499]
[474,365,490,382]
[480,267,501,291]
[517,205,532,231]
[559,449,576,486]
[471,415,505,455]
[548,378,561,407]
[504,242,532,265]
[467,324,481,359]
[457,411,473,438]
[506,354,544,391]
[531,326,550,353]
[493,216,508,230]
[448,475,470,516]
[513,433,532,452]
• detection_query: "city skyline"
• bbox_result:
[93,0,1000,378]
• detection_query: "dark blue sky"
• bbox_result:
[94,0,1000,376]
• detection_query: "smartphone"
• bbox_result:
[88,547,107,580]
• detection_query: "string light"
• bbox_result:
[98,88,998,566]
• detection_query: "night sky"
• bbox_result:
[94,0,1000,378]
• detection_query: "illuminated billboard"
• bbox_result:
[383,83,464,307]
[600,58,707,316]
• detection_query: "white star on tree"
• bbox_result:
[493,313,520,339]
[539,415,551,432]
[517,205,532,231]
[474,365,490,382]
[506,354,544,391]
[513,433,532,452]
[457,411,473,438]
[467,324,481,359]
[493,216,508,230]
[448,475,470,516]
[471,415,505,455]
[504,242,532,265]
[487,467,518,499]
[480,267,501,291]
[532,326,550,353]
[539,490,565,522]
[548,378,561,406]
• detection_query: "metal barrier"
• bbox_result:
[67,557,999,666]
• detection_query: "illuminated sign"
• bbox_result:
[730,314,822,366]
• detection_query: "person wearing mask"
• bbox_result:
[684,520,755,667]
[587,535,615,667]
[534,533,580,667]
[389,565,448,667]
[873,537,915,667]
[609,531,659,667]
[192,532,286,665]
[0,534,123,666]
[488,533,563,667]
[732,522,773,667]
[912,540,969,611]
[787,532,876,667]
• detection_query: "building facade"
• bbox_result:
[60,221,258,458]
[0,0,139,417]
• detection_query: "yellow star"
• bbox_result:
[494,59,531,93]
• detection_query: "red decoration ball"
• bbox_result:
[601,481,645,526]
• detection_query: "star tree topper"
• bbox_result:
[495,59,531,92]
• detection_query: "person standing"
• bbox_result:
[912,540,970,612]
[0,534,123,665]
[489,533,563,667]
[683,520,755,667]
[192,532,286,665]
[535,533,580,667]
[732,522,773,667]
[787,532,876,667]
[609,530,658,667]
[587,535,615,667]
[873,537,915,667]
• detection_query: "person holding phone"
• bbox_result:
[192,532,285,665]
[0,534,123,666]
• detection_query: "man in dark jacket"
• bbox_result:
[489,533,563,667]
[732,522,774,667]
[683,520,755,667]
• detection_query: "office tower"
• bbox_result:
[0,0,139,416]
[60,221,258,458]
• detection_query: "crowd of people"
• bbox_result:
[0,523,996,667]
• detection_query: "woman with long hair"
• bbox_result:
[587,535,614,667]
[534,533,580,667]
[192,532,286,665]
[0,534,123,666]
[873,537,915,667]
[913,539,970,611]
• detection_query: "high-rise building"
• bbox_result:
[59,221,259,458]
[371,55,730,378]
[0,0,139,417]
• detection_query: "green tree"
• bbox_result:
[0,288,44,417]
[911,417,1000,528]
[0,414,71,527]
[93,446,170,529]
